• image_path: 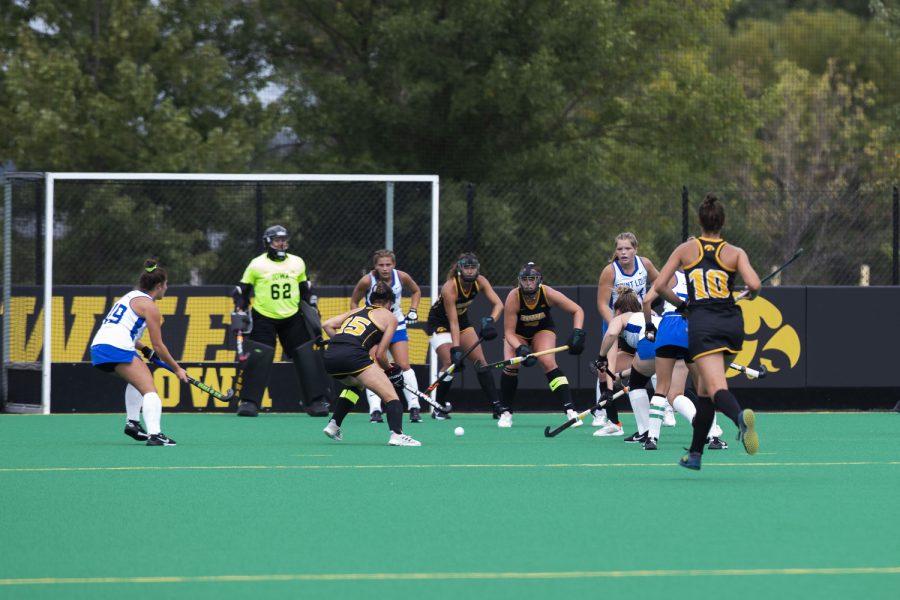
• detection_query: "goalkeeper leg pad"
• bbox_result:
[293,340,334,416]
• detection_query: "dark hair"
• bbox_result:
[698,193,725,233]
[613,286,641,313]
[368,281,395,306]
[138,258,167,291]
[446,252,481,281]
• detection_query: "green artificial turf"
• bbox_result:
[1,411,898,599]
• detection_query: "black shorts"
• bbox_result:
[687,304,744,360]
[515,324,555,340]
[323,341,374,378]
[654,344,692,363]
[426,311,472,336]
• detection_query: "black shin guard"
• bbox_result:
[384,399,403,434]
[546,368,573,411]
[691,396,715,453]
[603,382,620,424]
[436,377,452,405]
[713,389,742,427]
[500,370,517,413]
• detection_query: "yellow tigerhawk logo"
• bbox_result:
[704,244,715,251]
[731,295,801,377]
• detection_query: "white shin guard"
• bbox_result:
[648,395,667,440]
[402,369,420,409]
[672,394,696,424]
[628,388,651,434]
[366,387,382,414]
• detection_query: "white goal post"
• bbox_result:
[28,172,441,414]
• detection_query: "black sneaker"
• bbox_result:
[707,436,729,450]
[624,431,648,444]
[237,400,259,417]
[306,399,330,417]
[370,410,384,423]
[409,407,422,423]
[643,437,658,450]
[124,420,148,442]
[431,408,451,420]
[146,433,176,446]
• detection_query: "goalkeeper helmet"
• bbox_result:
[518,262,542,296]
[456,253,480,283]
[263,225,289,260]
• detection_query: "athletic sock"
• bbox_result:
[708,413,720,438]
[402,369,420,410]
[332,388,359,426]
[628,387,651,435]
[546,368,573,411]
[124,384,143,422]
[477,370,503,412]
[436,378,452,407]
[648,394,667,440]
[365,387,382,414]
[142,392,162,435]
[713,389,741,427]
[603,382,620,424]
[384,399,403,434]
[500,370,518,413]
[691,395,715,454]
[672,394,696,424]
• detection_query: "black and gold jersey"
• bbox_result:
[515,285,555,338]
[684,238,736,307]
[330,306,386,351]
[428,274,480,327]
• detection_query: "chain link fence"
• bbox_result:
[2,175,898,287]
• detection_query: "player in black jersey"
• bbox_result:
[321,282,421,446]
[426,252,505,419]
[498,262,585,428]
[654,193,762,470]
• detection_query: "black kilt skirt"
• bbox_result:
[687,303,744,361]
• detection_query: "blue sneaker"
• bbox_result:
[737,409,759,455]
[678,449,702,470]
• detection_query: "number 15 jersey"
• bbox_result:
[240,253,308,319]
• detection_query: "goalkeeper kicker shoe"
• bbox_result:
[236,400,259,417]
[146,433,176,447]
[124,420,148,442]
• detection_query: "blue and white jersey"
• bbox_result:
[366,270,405,330]
[621,311,661,351]
[662,271,689,315]
[91,290,151,351]
[609,256,649,309]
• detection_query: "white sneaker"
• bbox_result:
[566,409,584,428]
[591,409,608,427]
[497,411,513,428]
[593,422,624,437]
[663,404,676,427]
[323,419,342,441]
[710,422,723,438]
[388,432,421,446]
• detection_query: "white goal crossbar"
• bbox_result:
[37,173,440,414]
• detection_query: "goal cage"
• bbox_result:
[1,173,441,414]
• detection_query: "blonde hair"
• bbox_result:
[372,249,396,265]
[609,232,639,263]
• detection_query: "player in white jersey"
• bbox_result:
[90,259,186,446]
[594,233,659,427]
[351,249,423,423]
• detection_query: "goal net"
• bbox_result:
[2,173,440,413]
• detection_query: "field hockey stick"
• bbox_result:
[544,385,630,438]
[737,248,804,300]
[424,336,485,393]
[150,356,235,402]
[402,382,453,414]
[476,345,570,372]
[729,362,767,380]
